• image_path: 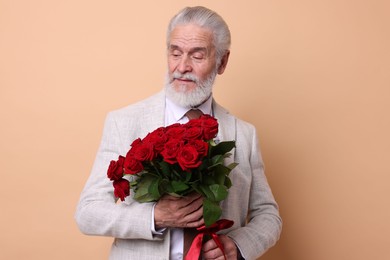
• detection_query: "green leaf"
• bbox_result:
[133,175,161,202]
[210,141,235,157]
[171,180,189,193]
[190,184,202,195]
[148,177,160,198]
[224,177,232,189]
[183,171,192,182]
[210,154,224,166]
[214,167,227,185]
[159,161,172,177]
[199,184,215,200]
[198,158,210,171]
[163,180,174,194]
[209,153,235,169]
[209,184,228,202]
[203,198,222,227]
[226,162,239,171]
[158,179,170,194]
[213,164,230,176]
[202,174,216,185]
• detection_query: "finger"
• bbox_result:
[183,207,204,227]
[177,196,203,218]
[180,193,203,207]
[160,194,182,201]
[203,246,223,260]
[202,237,218,252]
[204,256,224,260]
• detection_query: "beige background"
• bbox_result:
[1,0,389,259]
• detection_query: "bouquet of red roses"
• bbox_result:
[107,115,237,226]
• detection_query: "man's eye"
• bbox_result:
[193,55,204,60]
[171,51,182,57]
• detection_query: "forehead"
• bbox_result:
[169,24,214,50]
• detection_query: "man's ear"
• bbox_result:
[217,50,230,75]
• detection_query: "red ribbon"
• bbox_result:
[185,219,234,260]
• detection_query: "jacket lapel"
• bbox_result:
[138,91,166,135]
[213,100,236,159]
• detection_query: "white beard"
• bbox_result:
[164,70,217,108]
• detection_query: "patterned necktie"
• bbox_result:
[185,109,204,120]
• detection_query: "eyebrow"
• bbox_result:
[169,45,208,54]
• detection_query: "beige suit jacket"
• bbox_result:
[75,91,282,260]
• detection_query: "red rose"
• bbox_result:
[130,138,142,148]
[113,179,130,201]
[200,115,219,140]
[166,123,181,129]
[185,118,202,128]
[107,155,125,181]
[165,124,186,139]
[188,139,208,157]
[161,139,183,164]
[143,127,168,153]
[177,144,202,171]
[124,153,144,174]
[183,126,203,141]
[133,141,155,161]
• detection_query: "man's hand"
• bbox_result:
[202,235,238,260]
[154,192,204,229]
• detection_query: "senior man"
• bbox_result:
[76,6,282,260]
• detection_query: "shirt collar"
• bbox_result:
[165,95,213,122]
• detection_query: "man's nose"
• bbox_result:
[177,55,192,74]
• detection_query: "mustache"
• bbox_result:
[171,72,199,83]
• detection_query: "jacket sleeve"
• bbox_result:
[74,112,161,240]
[227,124,282,259]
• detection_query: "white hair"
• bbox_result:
[166,6,231,63]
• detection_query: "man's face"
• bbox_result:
[166,24,217,106]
